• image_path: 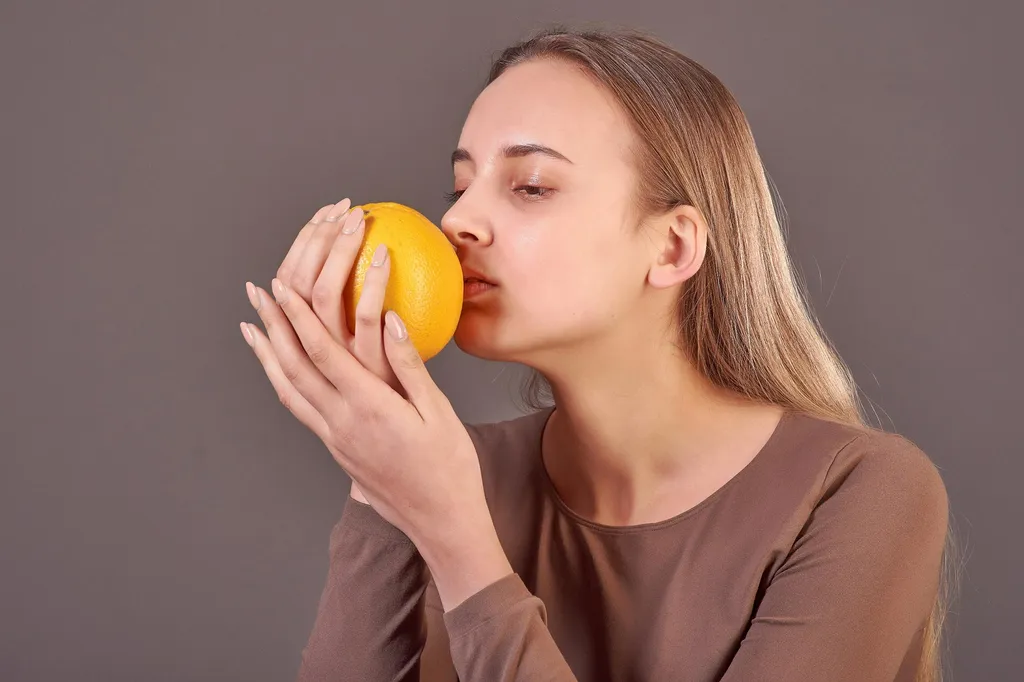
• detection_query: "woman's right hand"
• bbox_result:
[265,198,399,504]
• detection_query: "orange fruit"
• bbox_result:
[343,201,463,362]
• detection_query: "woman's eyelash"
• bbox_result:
[516,185,550,199]
[443,186,550,206]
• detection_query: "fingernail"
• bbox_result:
[246,281,262,311]
[342,213,362,235]
[385,310,407,340]
[271,278,290,304]
[240,322,255,347]
[371,243,388,267]
[323,199,351,222]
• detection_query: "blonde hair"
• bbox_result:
[487,23,959,681]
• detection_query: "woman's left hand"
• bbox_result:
[241,275,493,562]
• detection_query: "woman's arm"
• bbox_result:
[296,493,435,682]
[439,572,579,681]
[716,434,950,681]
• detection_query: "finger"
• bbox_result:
[312,207,366,345]
[277,203,337,289]
[251,280,346,418]
[382,310,437,414]
[241,321,334,443]
[270,277,385,412]
[289,199,354,302]
[352,243,393,378]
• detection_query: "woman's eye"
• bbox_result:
[444,185,551,206]
[514,185,551,200]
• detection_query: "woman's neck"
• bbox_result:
[539,343,784,527]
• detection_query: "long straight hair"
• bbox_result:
[486,24,958,681]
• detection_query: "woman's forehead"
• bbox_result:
[458,61,634,168]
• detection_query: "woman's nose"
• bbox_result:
[441,205,492,247]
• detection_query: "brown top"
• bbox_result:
[296,407,949,681]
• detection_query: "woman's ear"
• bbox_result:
[647,204,708,289]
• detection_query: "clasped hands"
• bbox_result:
[240,198,513,609]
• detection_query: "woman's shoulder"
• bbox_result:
[784,411,949,533]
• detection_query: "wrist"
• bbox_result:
[418,520,513,612]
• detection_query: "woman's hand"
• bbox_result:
[275,200,402,392]
[240,199,496,559]
[252,199,393,503]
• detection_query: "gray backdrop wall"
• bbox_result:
[2,1,1020,680]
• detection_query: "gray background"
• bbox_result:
[1,1,1020,680]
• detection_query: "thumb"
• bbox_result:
[383,310,435,409]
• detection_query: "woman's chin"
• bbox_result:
[453,320,517,362]
[453,328,503,361]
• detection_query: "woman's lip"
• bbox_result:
[461,266,496,284]
[464,280,496,298]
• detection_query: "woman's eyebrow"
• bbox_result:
[451,143,574,167]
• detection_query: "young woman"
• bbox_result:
[242,26,953,682]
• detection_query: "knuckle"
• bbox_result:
[354,308,380,327]
[280,360,301,384]
[307,342,332,366]
[276,390,292,411]
[397,354,421,372]
[289,274,313,302]
[310,282,333,311]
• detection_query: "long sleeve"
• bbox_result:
[435,432,947,682]
[296,494,430,682]
[718,434,950,681]
[441,572,578,682]
[421,413,577,681]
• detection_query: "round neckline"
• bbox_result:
[533,406,795,535]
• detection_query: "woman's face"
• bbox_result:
[441,58,678,365]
